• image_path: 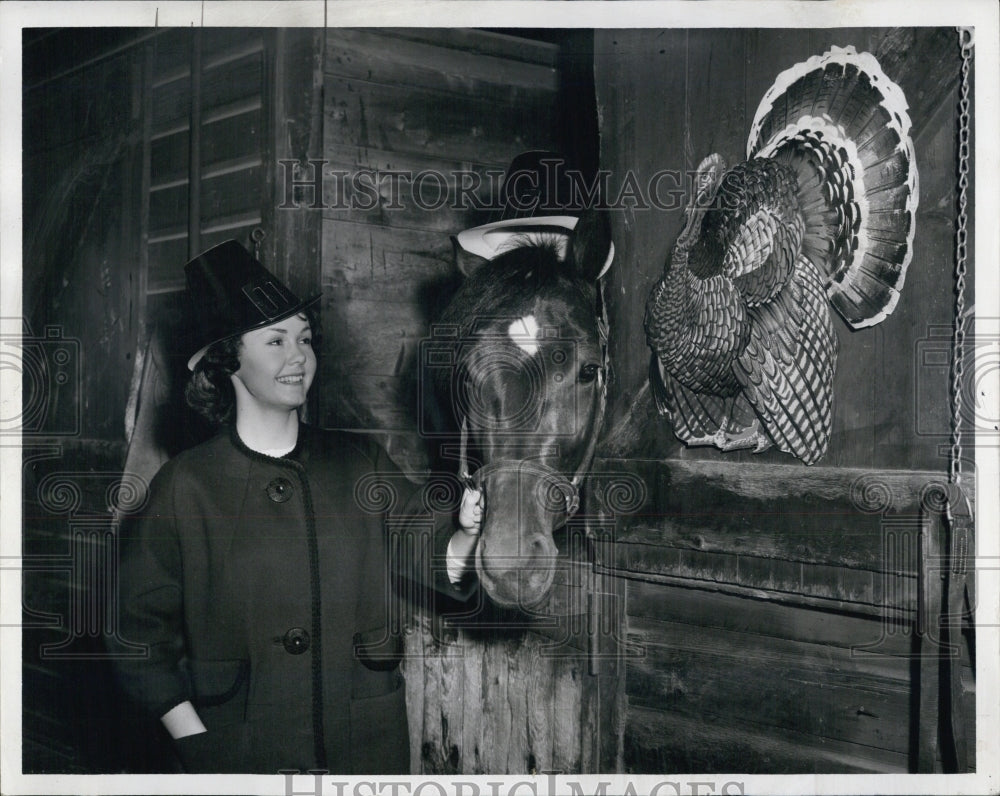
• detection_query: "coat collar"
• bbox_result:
[227,421,314,468]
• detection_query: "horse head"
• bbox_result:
[436,210,613,609]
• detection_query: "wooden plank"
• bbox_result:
[622,561,912,617]
[322,143,513,179]
[317,152,500,234]
[370,28,560,68]
[152,27,192,79]
[199,50,263,113]
[627,615,912,754]
[901,105,965,471]
[150,130,189,187]
[404,613,601,775]
[624,704,909,774]
[200,107,263,168]
[321,220,457,303]
[617,540,899,610]
[600,457,964,571]
[550,655,582,772]
[627,577,917,657]
[324,75,558,167]
[151,72,190,130]
[685,29,748,174]
[149,182,188,233]
[198,165,265,224]
[200,29,263,67]
[198,222,261,253]
[317,372,416,434]
[24,51,133,154]
[458,631,485,773]
[594,29,689,455]
[876,28,962,144]
[147,237,189,294]
[321,301,422,375]
[325,28,558,93]
[267,28,325,336]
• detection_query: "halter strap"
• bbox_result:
[467,457,581,519]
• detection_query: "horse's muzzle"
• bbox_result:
[475,530,559,609]
[471,462,571,610]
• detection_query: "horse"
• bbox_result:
[429,209,614,609]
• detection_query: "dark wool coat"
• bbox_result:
[110,423,457,774]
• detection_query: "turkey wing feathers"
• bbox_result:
[733,255,837,465]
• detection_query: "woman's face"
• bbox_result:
[232,313,316,412]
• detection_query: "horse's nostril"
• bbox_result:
[530,536,557,558]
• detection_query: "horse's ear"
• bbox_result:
[452,236,491,279]
[568,209,614,282]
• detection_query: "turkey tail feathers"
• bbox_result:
[747,46,918,329]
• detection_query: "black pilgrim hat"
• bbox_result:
[454,151,614,274]
[183,240,321,370]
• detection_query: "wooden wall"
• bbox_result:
[593,28,975,773]
[597,27,971,472]
[317,28,562,472]
[21,29,158,772]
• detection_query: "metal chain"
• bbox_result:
[950,27,974,487]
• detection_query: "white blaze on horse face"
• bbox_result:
[508,314,540,356]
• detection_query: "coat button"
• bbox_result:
[266,477,293,503]
[283,627,310,654]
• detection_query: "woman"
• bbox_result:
[111,241,480,773]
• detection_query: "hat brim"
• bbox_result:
[186,292,322,371]
[455,216,614,278]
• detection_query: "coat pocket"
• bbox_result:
[351,629,403,700]
[349,685,409,774]
[186,658,250,726]
[353,628,403,672]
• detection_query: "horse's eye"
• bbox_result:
[579,363,601,384]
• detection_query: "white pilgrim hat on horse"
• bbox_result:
[455,151,615,278]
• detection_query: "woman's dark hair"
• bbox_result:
[184,335,243,425]
[184,307,321,426]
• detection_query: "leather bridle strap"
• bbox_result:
[465,457,582,521]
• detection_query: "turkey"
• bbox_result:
[644,46,918,465]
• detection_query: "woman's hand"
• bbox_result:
[446,487,483,584]
[458,487,484,534]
